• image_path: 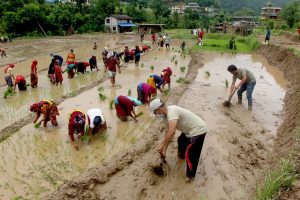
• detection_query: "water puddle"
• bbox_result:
[0,47,190,199]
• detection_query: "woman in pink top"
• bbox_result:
[137,83,156,104]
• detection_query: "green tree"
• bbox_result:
[149,0,170,23]
[280,1,300,28]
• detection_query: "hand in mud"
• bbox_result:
[134,118,138,122]
[158,144,166,158]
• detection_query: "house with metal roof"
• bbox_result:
[104,15,136,33]
[261,1,281,19]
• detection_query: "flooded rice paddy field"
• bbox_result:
[0,39,190,199]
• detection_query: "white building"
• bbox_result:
[58,0,91,4]
[105,15,136,33]
[171,5,185,14]
[185,3,200,11]
[172,2,201,14]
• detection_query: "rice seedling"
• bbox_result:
[109,99,114,109]
[98,86,104,92]
[225,79,229,88]
[34,124,40,129]
[69,91,77,97]
[176,77,185,83]
[136,111,144,118]
[180,66,186,72]
[150,66,154,70]
[154,57,157,60]
[175,60,178,65]
[128,89,132,96]
[99,93,107,100]
[100,133,108,141]
[205,71,210,77]
[163,89,170,96]
[141,63,144,68]
[3,87,16,98]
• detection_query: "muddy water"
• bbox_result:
[177,53,286,200]
[0,48,190,199]
[0,35,136,130]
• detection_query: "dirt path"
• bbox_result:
[46,52,286,200]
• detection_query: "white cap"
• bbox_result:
[149,99,163,114]
[107,52,114,59]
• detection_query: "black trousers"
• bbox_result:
[177,132,206,177]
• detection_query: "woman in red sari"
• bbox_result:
[30,60,38,88]
[54,62,63,85]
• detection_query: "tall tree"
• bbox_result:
[280,1,300,28]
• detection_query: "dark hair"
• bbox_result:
[227,65,237,72]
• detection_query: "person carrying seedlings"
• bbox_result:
[161,67,172,90]
[150,74,164,93]
[105,52,121,87]
[134,46,142,66]
[30,60,38,88]
[114,95,141,122]
[68,110,86,150]
[3,64,15,88]
[151,33,156,44]
[50,53,63,66]
[87,108,107,139]
[228,37,236,50]
[102,47,109,67]
[0,48,7,58]
[227,64,256,111]
[30,100,59,128]
[89,56,98,71]
[149,98,207,182]
[265,28,271,44]
[66,49,75,66]
[48,58,56,84]
[54,61,63,85]
[164,34,170,50]
[14,75,27,91]
[137,82,156,104]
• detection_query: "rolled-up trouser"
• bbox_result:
[177,132,206,178]
[5,75,13,87]
[237,82,256,107]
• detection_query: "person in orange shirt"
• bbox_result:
[30,100,59,127]
[66,49,75,65]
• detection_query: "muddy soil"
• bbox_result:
[45,52,287,200]
[0,44,190,199]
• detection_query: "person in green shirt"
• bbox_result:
[227,65,256,111]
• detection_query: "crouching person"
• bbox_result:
[68,110,85,150]
[30,100,59,127]
[87,108,107,140]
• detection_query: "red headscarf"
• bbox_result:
[31,60,38,72]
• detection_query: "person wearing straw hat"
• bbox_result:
[149,99,207,181]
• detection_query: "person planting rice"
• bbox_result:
[150,98,207,182]
[65,63,77,78]
[114,95,141,122]
[151,33,156,44]
[87,108,107,140]
[134,45,142,66]
[93,42,98,50]
[30,60,38,88]
[124,46,132,65]
[150,74,164,93]
[112,51,124,64]
[102,47,109,67]
[137,82,156,104]
[227,64,256,111]
[68,110,85,150]
[30,100,59,128]
[3,64,15,88]
[75,61,89,74]
[54,61,63,85]
[89,56,98,71]
[161,67,172,90]
[142,45,151,53]
[50,53,63,66]
[105,52,121,87]
[14,75,27,91]
[66,49,75,66]
[0,48,7,58]
[181,41,186,52]
[48,58,56,84]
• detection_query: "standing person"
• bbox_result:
[227,65,256,111]
[48,58,56,84]
[0,48,7,58]
[30,100,59,128]
[298,27,300,35]
[54,61,63,85]
[14,75,27,91]
[151,33,156,44]
[66,49,75,66]
[137,82,156,104]
[149,99,207,181]
[93,42,98,50]
[124,46,131,65]
[114,95,141,122]
[87,108,107,139]
[68,110,85,150]
[161,67,172,90]
[150,74,164,93]
[141,30,145,43]
[50,53,63,66]
[105,52,121,87]
[265,28,271,44]
[198,29,204,46]
[181,41,186,52]
[89,56,98,71]
[164,34,170,50]
[134,46,142,66]
[159,35,164,47]
[102,47,109,67]
[3,64,15,88]
[30,60,38,88]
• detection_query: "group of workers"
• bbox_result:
[151,33,171,50]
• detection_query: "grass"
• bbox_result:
[3,87,16,98]
[163,89,169,96]
[180,66,186,72]
[34,124,40,129]
[176,77,185,83]
[225,79,229,88]
[164,29,196,40]
[255,159,297,200]
[98,86,106,100]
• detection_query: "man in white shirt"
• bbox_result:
[87,108,107,140]
[150,99,207,180]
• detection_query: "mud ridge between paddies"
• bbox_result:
[259,45,300,199]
